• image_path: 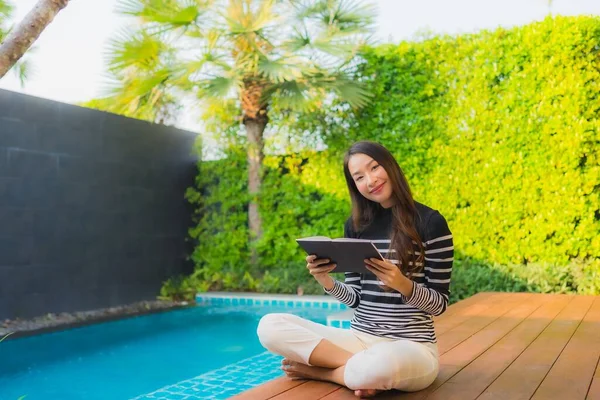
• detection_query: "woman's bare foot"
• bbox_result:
[281,359,323,380]
[281,360,382,398]
[354,389,383,398]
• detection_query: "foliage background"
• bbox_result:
[165,16,600,303]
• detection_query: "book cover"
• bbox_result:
[296,236,384,273]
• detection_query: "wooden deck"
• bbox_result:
[233,292,600,400]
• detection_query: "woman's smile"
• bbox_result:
[370,182,385,194]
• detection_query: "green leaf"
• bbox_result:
[107,29,169,72]
[117,0,205,27]
[257,56,299,83]
[198,75,240,98]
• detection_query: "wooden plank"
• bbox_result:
[319,387,357,400]
[434,292,496,322]
[434,293,508,336]
[437,292,533,354]
[587,356,600,400]
[532,296,600,400]
[230,377,306,399]
[476,295,595,400]
[439,293,547,368]
[374,366,463,400]
[394,293,553,400]
[269,380,341,400]
[424,294,572,400]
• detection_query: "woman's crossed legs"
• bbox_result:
[257,313,438,398]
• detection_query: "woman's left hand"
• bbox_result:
[364,258,413,297]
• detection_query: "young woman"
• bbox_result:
[257,141,453,398]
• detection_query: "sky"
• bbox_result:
[1,0,600,132]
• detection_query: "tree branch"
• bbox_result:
[0,0,69,79]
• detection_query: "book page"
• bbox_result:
[296,236,332,241]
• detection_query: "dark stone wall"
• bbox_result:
[0,89,198,319]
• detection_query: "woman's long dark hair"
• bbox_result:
[343,141,425,277]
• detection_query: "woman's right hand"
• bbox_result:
[306,255,336,290]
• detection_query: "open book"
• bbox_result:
[296,236,384,273]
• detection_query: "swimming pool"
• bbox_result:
[0,295,348,400]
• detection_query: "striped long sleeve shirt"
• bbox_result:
[325,202,453,343]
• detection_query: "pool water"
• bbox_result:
[0,303,336,400]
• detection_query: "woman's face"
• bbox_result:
[348,153,394,208]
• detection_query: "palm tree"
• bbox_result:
[106,0,376,261]
[0,0,69,79]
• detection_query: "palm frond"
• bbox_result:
[222,0,279,35]
[0,0,13,42]
[299,0,376,33]
[88,68,180,123]
[116,0,145,15]
[282,27,311,53]
[310,36,360,58]
[0,0,12,21]
[287,0,374,63]
[326,74,371,108]
[107,28,170,72]
[204,28,223,50]
[106,68,172,100]
[116,0,206,27]
[198,75,241,99]
[257,56,300,83]
[250,0,279,32]
[170,52,233,90]
[268,80,318,112]
[290,0,328,21]
[328,0,377,33]
[13,58,33,87]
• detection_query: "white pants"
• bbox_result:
[256,313,439,392]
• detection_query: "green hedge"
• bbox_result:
[174,16,600,303]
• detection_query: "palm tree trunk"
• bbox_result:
[242,79,268,266]
[245,117,266,264]
[0,0,69,79]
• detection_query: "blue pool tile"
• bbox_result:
[232,298,239,305]
[165,394,186,399]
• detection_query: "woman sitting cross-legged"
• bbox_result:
[256,140,454,398]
